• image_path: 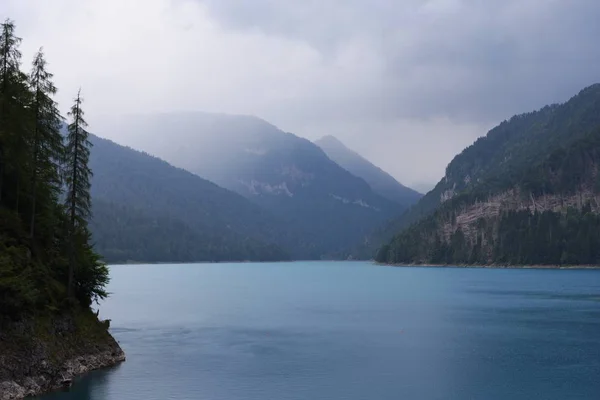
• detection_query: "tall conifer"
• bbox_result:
[28,47,63,238]
[64,89,93,297]
[0,18,23,204]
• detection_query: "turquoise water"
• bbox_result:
[39,262,600,399]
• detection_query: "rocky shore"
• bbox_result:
[0,311,125,400]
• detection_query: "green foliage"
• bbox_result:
[65,89,92,228]
[73,234,109,307]
[0,248,39,316]
[90,199,290,263]
[28,47,63,238]
[64,90,94,296]
[0,19,108,319]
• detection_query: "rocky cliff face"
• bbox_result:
[0,311,125,399]
[440,189,600,245]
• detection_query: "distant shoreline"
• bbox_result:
[376,262,600,270]
[107,259,358,266]
[106,260,600,270]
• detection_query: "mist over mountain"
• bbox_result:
[315,135,421,206]
[93,112,404,258]
[5,4,600,399]
[87,134,292,262]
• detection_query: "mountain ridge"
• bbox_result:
[93,112,405,258]
[365,84,600,253]
[376,83,600,265]
[315,135,421,205]
[87,133,294,262]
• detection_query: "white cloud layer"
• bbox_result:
[3,0,600,189]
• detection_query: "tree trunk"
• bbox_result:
[15,174,20,212]
[29,97,40,238]
[29,173,37,237]
[0,162,3,203]
[68,238,75,299]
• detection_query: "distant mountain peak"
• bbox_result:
[315,136,422,206]
[318,135,346,146]
[93,111,403,259]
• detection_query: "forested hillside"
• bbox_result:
[370,84,600,252]
[87,134,292,262]
[92,112,404,258]
[315,135,421,205]
[0,20,107,316]
[377,85,600,265]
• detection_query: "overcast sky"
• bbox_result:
[4,0,600,191]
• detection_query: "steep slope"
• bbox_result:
[315,135,422,205]
[88,134,291,262]
[377,84,600,265]
[93,113,404,258]
[369,84,600,254]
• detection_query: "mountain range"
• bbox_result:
[88,134,291,262]
[87,83,600,266]
[90,113,418,261]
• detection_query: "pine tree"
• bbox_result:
[64,89,93,298]
[0,18,23,204]
[0,18,109,315]
[28,47,63,238]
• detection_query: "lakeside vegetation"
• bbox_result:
[0,19,107,319]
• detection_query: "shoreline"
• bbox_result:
[108,259,365,266]
[376,262,600,270]
[1,348,126,400]
[109,260,600,270]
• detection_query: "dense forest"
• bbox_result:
[0,19,107,318]
[90,199,289,263]
[377,93,600,266]
[377,206,600,266]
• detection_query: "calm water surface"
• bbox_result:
[38,262,600,400]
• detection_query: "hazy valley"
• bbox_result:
[88,113,417,262]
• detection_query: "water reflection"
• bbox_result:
[34,262,600,400]
[33,364,122,400]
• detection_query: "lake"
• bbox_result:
[38,262,600,400]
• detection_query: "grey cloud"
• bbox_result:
[200,0,600,124]
[5,0,600,188]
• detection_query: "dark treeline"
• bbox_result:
[90,199,290,263]
[0,19,107,318]
[378,207,600,266]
